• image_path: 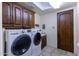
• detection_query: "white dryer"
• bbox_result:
[31,29,41,56]
[5,29,32,56]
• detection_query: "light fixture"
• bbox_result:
[33,2,52,10]
[49,2,63,9]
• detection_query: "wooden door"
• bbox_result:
[57,10,74,52]
[29,12,35,28]
[2,2,13,27]
[22,9,29,28]
[13,3,22,27]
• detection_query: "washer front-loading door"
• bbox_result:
[11,34,31,56]
[34,33,41,46]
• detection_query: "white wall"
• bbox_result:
[76,3,79,55]
[40,6,77,55]
[41,12,57,48]
[0,2,3,56]
[35,13,42,29]
[35,13,40,25]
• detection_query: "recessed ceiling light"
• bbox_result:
[49,2,63,9]
[33,2,63,11]
[33,2,52,10]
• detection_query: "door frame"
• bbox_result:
[57,9,74,52]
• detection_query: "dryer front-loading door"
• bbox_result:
[33,33,41,46]
[11,34,31,56]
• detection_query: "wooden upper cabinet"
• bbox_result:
[22,9,35,28]
[2,2,13,27]
[29,12,35,28]
[22,9,29,27]
[3,2,35,28]
[13,3,22,27]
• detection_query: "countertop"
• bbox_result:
[41,33,46,36]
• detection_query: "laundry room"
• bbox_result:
[1,2,79,56]
[2,2,47,56]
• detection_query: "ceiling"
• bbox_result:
[33,2,52,10]
[17,2,77,15]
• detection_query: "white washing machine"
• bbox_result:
[31,28,41,56]
[5,29,32,56]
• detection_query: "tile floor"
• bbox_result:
[40,46,76,56]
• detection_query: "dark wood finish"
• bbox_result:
[41,35,47,49]
[13,3,22,27]
[29,12,35,28]
[22,8,35,28]
[57,10,74,52]
[22,8,29,27]
[2,2,35,28]
[2,2,13,27]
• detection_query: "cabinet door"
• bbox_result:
[22,9,29,27]
[41,35,47,49]
[13,3,22,27]
[29,12,35,28]
[2,2,13,27]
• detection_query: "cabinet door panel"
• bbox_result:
[13,4,22,27]
[29,12,35,28]
[22,9,29,27]
[3,2,12,27]
[41,35,47,49]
